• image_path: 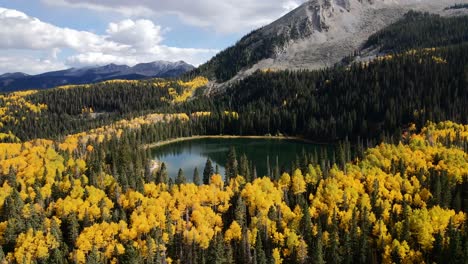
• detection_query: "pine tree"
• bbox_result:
[327,211,343,264]
[157,162,169,185]
[176,168,186,185]
[433,173,442,205]
[448,219,463,263]
[350,207,358,263]
[0,241,5,262]
[343,232,352,264]
[401,200,410,242]
[235,196,247,227]
[7,166,16,187]
[273,156,280,181]
[86,247,101,264]
[66,213,80,247]
[239,154,250,181]
[255,231,267,264]
[207,234,226,264]
[463,238,468,264]
[301,203,313,256]
[119,242,143,264]
[203,159,214,185]
[225,242,235,264]
[359,208,370,264]
[433,232,444,264]
[226,147,238,180]
[193,167,201,185]
[313,223,325,264]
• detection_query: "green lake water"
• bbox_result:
[151,137,328,180]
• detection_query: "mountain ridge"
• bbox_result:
[191,0,464,93]
[0,60,195,92]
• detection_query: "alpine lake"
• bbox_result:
[150,137,331,181]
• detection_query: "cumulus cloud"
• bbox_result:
[0,7,126,53]
[0,54,66,74]
[0,7,218,74]
[66,46,217,68]
[107,19,164,49]
[42,0,307,33]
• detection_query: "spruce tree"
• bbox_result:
[176,168,186,185]
[203,159,214,185]
[226,147,238,180]
[193,167,201,185]
[207,234,226,264]
[86,247,101,264]
[157,162,169,185]
[255,231,267,264]
[313,223,325,264]
[301,202,313,253]
[327,211,342,264]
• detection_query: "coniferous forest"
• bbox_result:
[0,10,467,264]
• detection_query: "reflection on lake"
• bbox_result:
[151,137,329,180]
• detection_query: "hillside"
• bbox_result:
[0,2,467,263]
[1,105,468,263]
[0,61,194,92]
[188,0,463,90]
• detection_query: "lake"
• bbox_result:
[150,137,328,180]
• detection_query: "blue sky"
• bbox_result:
[0,0,305,74]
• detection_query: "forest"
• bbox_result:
[0,10,466,264]
[1,115,468,264]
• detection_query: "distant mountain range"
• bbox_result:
[0,60,194,92]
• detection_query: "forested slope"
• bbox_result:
[362,11,468,54]
[1,113,468,263]
[0,10,466,263]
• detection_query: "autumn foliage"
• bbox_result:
[0,120,465,263]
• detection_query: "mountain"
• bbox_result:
[0,72,29,79]
[0,60,195,92]
[191,0,463,90]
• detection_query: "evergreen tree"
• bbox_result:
[7,166,16,187]
[359,208,370,264]
[255,231,267,264]
[86,247,101,264]
[239,154,250,181]
[301,203,313,256]
[157,162,169,185]
[226,147,238,180]
[0,242,5,262]
[235,196,247,227]
[176,168,186,185]
[313,223,325,264]
[207,234,226,264]
[203,159,214,185]
[65,213,80,248]
[327,211,343,264]
[193,167,201,185]
[119,242,143,264]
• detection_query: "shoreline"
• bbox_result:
[144,135,326,150]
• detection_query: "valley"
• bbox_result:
[0,1,467,263]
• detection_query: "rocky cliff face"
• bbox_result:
[202,0,464,92]
[251,0,462,70]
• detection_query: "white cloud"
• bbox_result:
[0,7,126,53]
[42,0,307,33]
[66,45,217,68]
[107,19,164,50]
[0,54,66,74]
[0,7,218,74]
